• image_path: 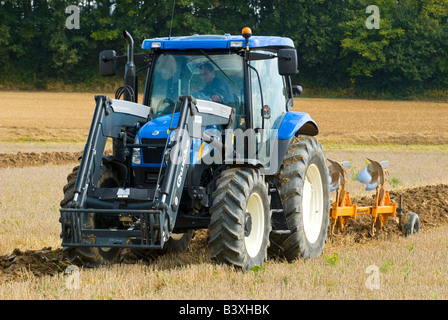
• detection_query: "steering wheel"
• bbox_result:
[192,91,224,104]
[210,93,224,103]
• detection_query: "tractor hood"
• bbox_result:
[134,112,213,168]
[138,113,179,140]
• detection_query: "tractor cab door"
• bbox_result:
[250,51,289,169]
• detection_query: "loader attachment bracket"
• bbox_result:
[60,207,168,249]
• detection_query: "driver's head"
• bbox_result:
[200,62,215,84]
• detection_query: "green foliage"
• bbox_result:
[249,265,265,275]
[0,0,447,98]
[324,252,340,266]
[380,259,395,274]
[389,177,401,188]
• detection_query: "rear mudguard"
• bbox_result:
[277,111,318,139]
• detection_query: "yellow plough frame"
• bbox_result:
[327,159,419,236]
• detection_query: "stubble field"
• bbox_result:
[0,91,447,301]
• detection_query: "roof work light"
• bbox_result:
[242,27,252,49]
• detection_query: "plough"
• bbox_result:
[327,159,420,237]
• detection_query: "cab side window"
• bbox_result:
[250,52,288,129]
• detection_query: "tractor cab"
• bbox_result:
[140,32,299,132]
[125,29,305,173]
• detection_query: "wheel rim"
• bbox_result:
[302,164,324,244]
[170,233,184,241]
[245,192,265,258]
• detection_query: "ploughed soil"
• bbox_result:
[0,150,117,168]
[332,184,448,242]
[1,183,447,283]
[0,151,82,168]
[0,248,71,282]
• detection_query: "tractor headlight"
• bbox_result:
[132,135,141,165]
[151,41,162,49]
[230,41,243,48]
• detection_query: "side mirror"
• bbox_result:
[292,85,303,96]
[278,49,298,76]
[99,50,117,76]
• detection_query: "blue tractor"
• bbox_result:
[60,28,330,270]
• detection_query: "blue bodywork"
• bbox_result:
[132,112,217,168]
[277,112,318,140]
[142,34,295,50]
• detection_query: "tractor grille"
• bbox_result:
[141,138,167,164]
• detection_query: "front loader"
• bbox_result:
[59,28,331,270]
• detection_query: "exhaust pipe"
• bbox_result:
[123,30,137,102]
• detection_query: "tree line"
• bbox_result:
[1,0,447,99]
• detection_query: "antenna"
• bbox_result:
[168,0,176,40]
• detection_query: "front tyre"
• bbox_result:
[60,163,122,267]
[270,135,330,261]
[209,167,271,270]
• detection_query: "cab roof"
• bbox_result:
[142,34,295,50]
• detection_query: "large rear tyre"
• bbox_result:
[269,135,330,261]
[209,167,271,270]
[60,163,122,267]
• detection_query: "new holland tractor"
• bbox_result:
[59,28,330,270]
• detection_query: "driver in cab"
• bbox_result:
[198,62,233,104]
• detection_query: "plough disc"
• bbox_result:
[327,159,419,237]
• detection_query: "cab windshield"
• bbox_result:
[148,52,244,122]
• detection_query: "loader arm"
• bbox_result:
[155,95,234,231]
[71,95,149,209]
